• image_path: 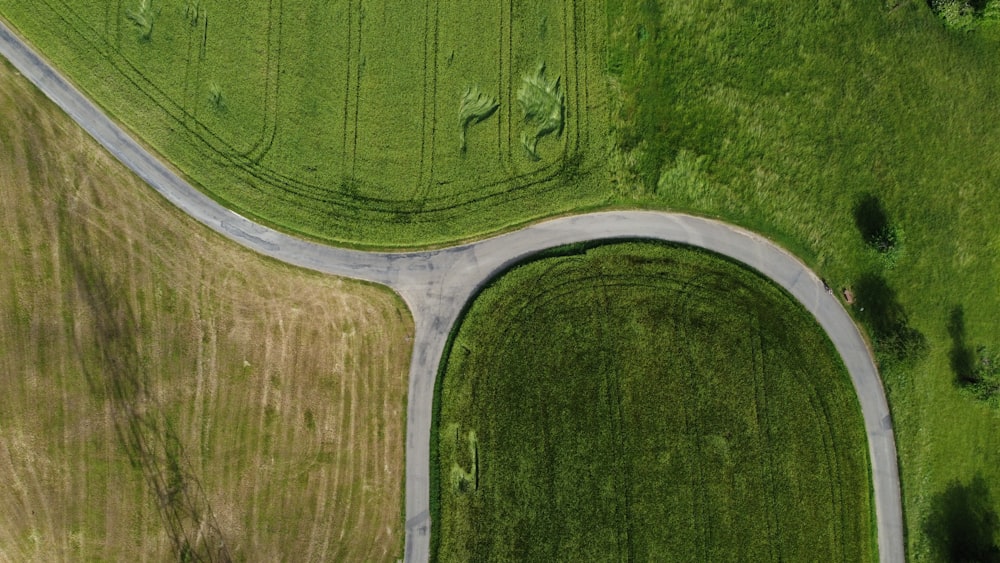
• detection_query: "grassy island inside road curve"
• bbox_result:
[434,241,875,562]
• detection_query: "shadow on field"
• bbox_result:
[60,208,232,563]
[946,305,1000,402]
[853,193,899,253]
[924,475,1000,563]
[853,273,927,365]
[947,306,978,385]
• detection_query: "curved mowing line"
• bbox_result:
[0,20,904,563]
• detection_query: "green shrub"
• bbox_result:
[928,0,1000,31]
[960,346,1000,404]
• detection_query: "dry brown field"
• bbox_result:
[0,60,412,561]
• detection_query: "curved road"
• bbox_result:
[0,20,904,563]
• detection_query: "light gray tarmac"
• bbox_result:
[0,20,904,563]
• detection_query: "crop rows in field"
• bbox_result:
[434,242,876,561]
[0,0,610,245]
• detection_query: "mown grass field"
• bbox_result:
[607,2,1000,559]
[434,242,875,561]
[0,60,412,561]
[0,0,610,247]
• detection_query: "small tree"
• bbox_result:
[964,345,1000,403]
[853,193,903,267]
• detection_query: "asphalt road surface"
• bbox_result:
[0,19,905,563]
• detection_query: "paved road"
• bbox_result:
[0,19,904,563]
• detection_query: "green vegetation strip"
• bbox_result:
[434,242,875,561]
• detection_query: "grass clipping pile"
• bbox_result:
[458,86,498,153]
[517,63,564,160]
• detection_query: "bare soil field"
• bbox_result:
[0,59,412,561]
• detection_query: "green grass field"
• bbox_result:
[434,242,875,561]
[0,60,411,561]
[607,2,1000,558]
[0,0,610,247]
[4,0,1000,558]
